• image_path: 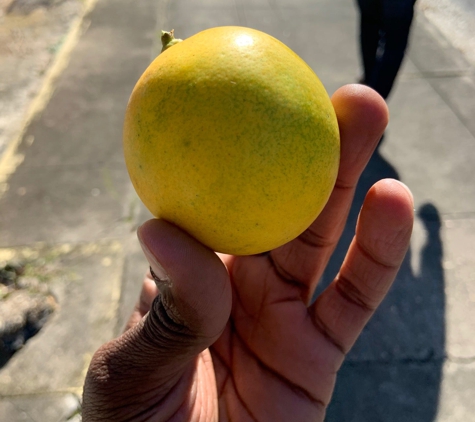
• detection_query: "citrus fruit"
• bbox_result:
[123,26,340,255]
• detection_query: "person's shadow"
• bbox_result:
[318,139,445,422]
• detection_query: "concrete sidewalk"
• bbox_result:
[0,0,474,420]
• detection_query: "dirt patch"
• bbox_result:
[0,0,86,158]
[0,260,57,367]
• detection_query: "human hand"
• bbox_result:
[82,84,414,421]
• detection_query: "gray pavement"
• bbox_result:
[0,0,474,420]
[419,0,475,67]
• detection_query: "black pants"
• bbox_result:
[356,0,416,99]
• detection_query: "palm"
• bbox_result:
[209,253,336,421]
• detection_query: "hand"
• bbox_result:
[82,84,414,421]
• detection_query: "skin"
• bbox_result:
[82,85,414,421]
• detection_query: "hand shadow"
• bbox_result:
[317,138,445,422]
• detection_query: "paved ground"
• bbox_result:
[0,0,88,160]
[419,0,475,67]
[0,0,474,420]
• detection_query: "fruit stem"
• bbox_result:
[161,30,183,53]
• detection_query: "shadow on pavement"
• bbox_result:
[316,136,445,421]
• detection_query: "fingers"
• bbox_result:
[311,179,414,356]
[271,84,389,302]
[83,220,231,412]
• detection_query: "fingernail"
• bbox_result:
[137,227,172,289]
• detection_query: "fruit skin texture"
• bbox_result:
[123,26,340,255]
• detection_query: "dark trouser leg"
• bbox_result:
[356,0,382,83]
[366,0,416,98]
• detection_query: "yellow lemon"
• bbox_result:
[123,26,340,255]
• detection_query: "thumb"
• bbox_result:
[83,219,231,414]
[136,218,232,361]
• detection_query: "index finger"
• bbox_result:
[270,84,389,303]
